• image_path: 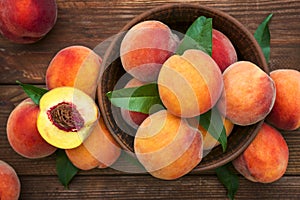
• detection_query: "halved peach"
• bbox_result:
[37,87,99,149]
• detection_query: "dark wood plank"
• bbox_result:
[0,0,300,199]
[19,175,300,200]
[0,0,299,83]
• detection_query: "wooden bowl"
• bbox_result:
[97,4,268,171]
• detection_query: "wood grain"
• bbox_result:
[0,0,299,83]
[19,175,300,200]
[0,0,299,199]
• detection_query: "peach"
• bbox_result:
[46,45,102,99]
[6,98,57,159]
[37,87,99,149]
[217,61,276,126]
[212,29,238,72]
[158,49,223,118]
[134,110,203,180]
[120,20,179,82]
[266,69,300,130]
[120,78,149,129]
[232,123,289,183]
[0,0,57,44]
[0,160,20,200]
[65,117,121,170]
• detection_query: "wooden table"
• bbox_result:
[1,0,299,199]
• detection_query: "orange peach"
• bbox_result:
[120,78,149,129]
[0,160,20,200]
[6,98,57,159]
[65,117,121,170]
[233,123,289,183]
[212,29,237,72]
[0,0,57,44]
[266,69,300,130]
[158,49,223,118]
[120,20,179,82]
[217,61,276,126]
[134,110,203,180]
[46,45,102,99]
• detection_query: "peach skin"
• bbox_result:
[0,0,57,43]
[233,123,289,183]
[120,20,179,82]
[46,45,102,99]
[217,61,276,126]
[158,49,223,118]
[0,160,21,200]
[7,98,57,159]
[266,69,300,130]
[66,118,121,170]
[134,110,203,180]
[212,29,237,72]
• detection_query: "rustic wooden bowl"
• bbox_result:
[97,4,268,171]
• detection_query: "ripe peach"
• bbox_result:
[217,61,276,126]
[266,69,300,130]
[232,123,289,183]
[46,45,102,99]
[37,87,99,149]
[212,29,237,72]
[6,98,57,159]
[0,160,20,200]
[65,117,121,170]
[158,49,223,118]
[134,110,203,180]
[120,78,149,129]
[120,20,179,82]
[0,0,57,44]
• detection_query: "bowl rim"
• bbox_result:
[98,3,268,172]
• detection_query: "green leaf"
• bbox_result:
[16,81,48,105]
[56,149,79,188]
[198,109,227,152]
[106,83,163,114]
[176,16,212,56]
[215,163,239,200]
[254,13,273,63]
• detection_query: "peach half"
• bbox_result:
[233,123,289,183]
[7,98,56,159]
[0,160,20,200]
[266,69,300,131]
[46,45,102,99]
[217,61,276,126]
[158,49,223,118]
[37,87,99,149]
[65,117,121,170]
[120,20,179,82]
[134,110,203,180]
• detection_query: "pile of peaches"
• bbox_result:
[114,20,299,181]
[0,0,299,199]
[3,45,123,199]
